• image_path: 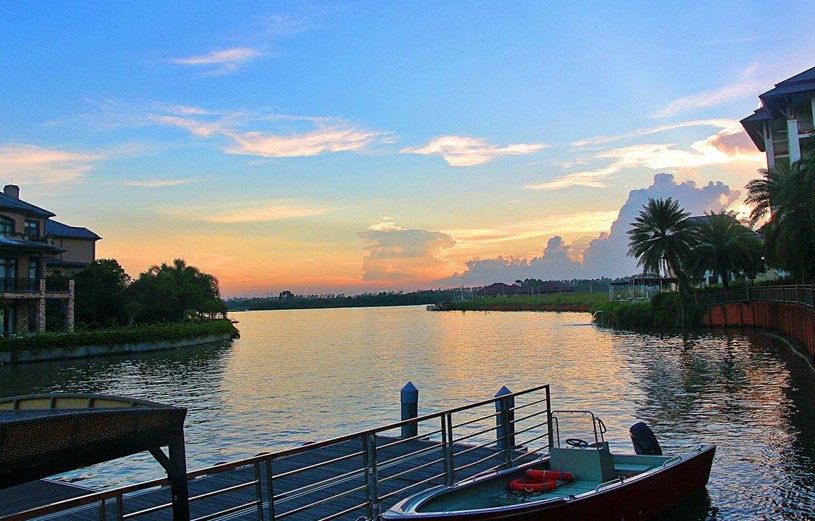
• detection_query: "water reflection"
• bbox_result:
[0,307,813,519]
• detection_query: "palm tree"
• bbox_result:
[627,197,697,294]
[745,158,815,280]
[686,212,763,289]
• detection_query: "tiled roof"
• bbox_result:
[0,193,55,217]
[45,220,101,240]
[0,236,63,254]
[759,66,815,99]
[740,109,769,124]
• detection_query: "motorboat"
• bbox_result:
[383,411,715,520]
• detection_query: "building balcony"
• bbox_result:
[0,277,72,296]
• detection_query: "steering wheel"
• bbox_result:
[565,438,589,448]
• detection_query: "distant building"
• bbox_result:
[741,66,815,169]
[0,184,101,334]
[480,281,575,296]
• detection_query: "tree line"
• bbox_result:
[50,258,227,329]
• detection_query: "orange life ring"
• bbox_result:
[506,478,558,493]
[526,469,574,483]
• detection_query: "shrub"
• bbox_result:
[0,319,239,353]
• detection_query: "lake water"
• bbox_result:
[2,306,815,519]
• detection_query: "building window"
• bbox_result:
[29,259,39,284]
[0,258,16,291]
[0,217,14,236]
[24,220,39,238]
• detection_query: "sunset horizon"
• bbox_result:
[3,2,813,297]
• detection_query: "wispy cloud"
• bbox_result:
[183,202,330,224]
[152,108,392,158]
[151,115,225,138]
[525,167,619,191]
[573,119,741,147]
[123,178,199,188]
[655,63,765,117]
[401,136,548,166]
[444,211,618,249]
[0,144,103,186]
[169,47,262,75]
[224,126,386,157]
[528,126,763,192]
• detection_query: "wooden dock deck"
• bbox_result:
[12,437,523,521]
[1,385,554,521]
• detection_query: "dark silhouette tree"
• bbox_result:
[686,212,763,289]
[627,197,697,294]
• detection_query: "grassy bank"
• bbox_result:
[440,292,607,311]
[0,319,239,353]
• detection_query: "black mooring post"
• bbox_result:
[168,432,190,521]
[401,381,419,438]
[495,386,515,451]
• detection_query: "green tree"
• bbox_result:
[745,158,815,280]
[627,197,697,294]
[685,212,763,289]
[124,259,226,324]
[74,259,131,327]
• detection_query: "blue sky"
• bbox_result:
[2,2,814,296]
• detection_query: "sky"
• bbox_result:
[1,2,814,297]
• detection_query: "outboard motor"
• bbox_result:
[630,422,662,455]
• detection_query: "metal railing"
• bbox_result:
[0,278,72,293]
[697,284,815,309]
[0,277,40,292]
[3,385,553,521]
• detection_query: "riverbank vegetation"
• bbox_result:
[439,291,607,311]
[0,319,238,353]
[227,288,462,311]
[227,279,619,312]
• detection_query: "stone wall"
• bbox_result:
[0,334,232,365]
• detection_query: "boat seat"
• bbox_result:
[614,463,652,474]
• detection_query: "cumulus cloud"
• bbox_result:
[357,220,457,282]
[169,47,262,75]
[151,108,392,158]
[0,144,103,186]
[453,173,740,285]
[401,136,548,166]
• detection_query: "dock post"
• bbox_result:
[495,386,515,452]
[401,381,419,438]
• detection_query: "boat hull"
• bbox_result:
[384,445,716,520]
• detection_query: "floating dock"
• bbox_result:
[1,386,554,521]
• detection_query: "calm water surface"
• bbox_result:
[2,306,815,519]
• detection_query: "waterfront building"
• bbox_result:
[45,220,101,276]
[0,184,100,334]
[741,66,815,168]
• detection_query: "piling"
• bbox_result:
[495,385,515,450]
[401,381,419,438]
